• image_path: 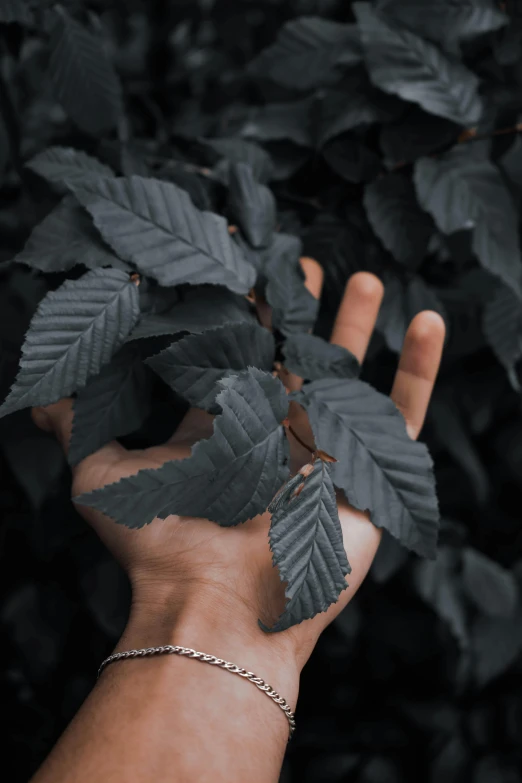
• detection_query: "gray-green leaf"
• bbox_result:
[283,333,360,381]
[48,8,123,135]
[294,378,440,558]
[73,176,256,294]
[364,172,435,267]
[0,268,139,417]
[483,284,522,390]
[69,345,151,466]
[265,241,319,336]
[129,286,254,341]
[249,17,361,91]
[462,547,518,618]
[13,196,125,273]
[228,163,277,248]
[75,368,290,528]
[26,147,114,192]
[415,150,522,297]
[376,0,507,53]
[146,322,275,411]
[261,461,350,632]
[354,2,483,126]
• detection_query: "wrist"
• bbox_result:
[118,580,301,708]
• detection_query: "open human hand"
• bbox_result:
[32,265,445,673]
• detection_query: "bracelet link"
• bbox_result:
[98,644,295,741]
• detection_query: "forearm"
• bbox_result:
[31,589,300,783]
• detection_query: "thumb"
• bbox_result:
[32,399,74,455]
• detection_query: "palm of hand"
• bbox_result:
[33,270,445,665]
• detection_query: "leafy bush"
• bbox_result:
[1,1,522,781]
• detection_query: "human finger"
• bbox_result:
[32,399,126,469]
[390,311,446,440]
[330,273,384,362]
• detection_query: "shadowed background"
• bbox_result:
[1,1,522,781]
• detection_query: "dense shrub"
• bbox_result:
[1,1,522,781]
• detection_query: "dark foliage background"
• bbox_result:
[1,1,522,781]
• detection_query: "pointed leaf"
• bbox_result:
[26,147,114,192]
[294,378,440,557]
[73,176,256,294]
[241,99,314,148]
[201,137,274,184]
[0,268,139,417]
[13,196,126,273]
[69,345,151,466]
[376,0,507,52]
[377,276,447,352]
[283,333,359,381]
[471,609,522,684]
[364,173,435,266]
[415,149,522,297]
[265,241,319,336]
[354,2,483,126]
[261,461,350,632]
[318,74,401,147]
[249,17,361,90]
[129,286,254,341]
[75,368,290,528]
[483,284,522,390]
[414,548,469,649]
[228,163,277,248]
[48,8,122,135]
[146,322,275,411]
[462,548,518,618]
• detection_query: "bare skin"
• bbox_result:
[30,266,445,783]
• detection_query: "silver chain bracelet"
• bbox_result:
[98,644,296,740]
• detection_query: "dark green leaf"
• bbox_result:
[318,74,401,147]
[462,548,518,618]
[13,196,125,273]
[322,135,382,183]
[380,105,460,166]
[0,268,139,417]
[364,173,435,266]
[261,461,350,632]
[0,0,34,25]
[201,137,274,184]
[129,286,254,341]
[471,609,522,684]
[249,17,361,90]
[483,283,522,390]
[73,176,256,294]
[265,241,319,336]
[48,8,123,135]
[295,378,440,557]
[500,135,522,191]
[146,322,275,411]
[415,149,522,297]
[414,548,469,649]
[241,99,314,148]
[354,2,483,125]
[75,368,290,529]
[283,333,360,381]
[377,276,447,352]
[376,0,507,53]
[26,147,114,192]
[228,163,277,248]
[69,345,151,466]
